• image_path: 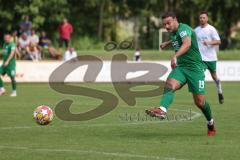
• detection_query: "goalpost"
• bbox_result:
[159,28,169,51]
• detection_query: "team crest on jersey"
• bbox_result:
[180,31,187,38]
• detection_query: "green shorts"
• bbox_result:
[0,66,16,78]
[203,61,216,73]
[167,67,205,94]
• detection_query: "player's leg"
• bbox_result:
[0,67,6,95]
[10,76,17,97]
[211,72,224,103]
[186,69,216,136]
[160,78,181,109]
[210,71,224,104]
[193,94,212,121]
[193,94,216,136]
[206,61,224,104]
[7,68,17,97]
[146,67,186,119]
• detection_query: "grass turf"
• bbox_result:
[77,50,240,61]
[0,82,239,160]
[1,49,240,61]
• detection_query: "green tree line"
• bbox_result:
[0,0,239,49]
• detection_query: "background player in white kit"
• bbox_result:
[195,11,224,104]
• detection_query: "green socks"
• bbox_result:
[159,85,213,123]
[0,77,16,91]
[199,101,212,121]
[11,78,17,91]
[160,86,213,122]
[160,87,175,110]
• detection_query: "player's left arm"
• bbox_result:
[4,45,15,66]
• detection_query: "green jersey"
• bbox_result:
[170,23,203,71]
[3,42,16,68]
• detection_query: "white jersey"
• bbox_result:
[195,24,220,61]
[134,51,140,56]
[18,37,30,48]
[29,34,39,44]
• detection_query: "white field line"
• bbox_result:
[0,145,186,160]
[0,109,201,130]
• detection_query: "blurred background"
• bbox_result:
[0,0,239,51]
[0,2,240,159]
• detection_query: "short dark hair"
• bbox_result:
[162,12,177,19]
[200,11,208,16]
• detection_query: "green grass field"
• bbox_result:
[1,49,240,61]
[77,50,240,61]
[0,82,240,160]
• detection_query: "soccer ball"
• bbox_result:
[33,105,53,125]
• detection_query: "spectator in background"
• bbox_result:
[25,42,41,61]
[63,46,77,61]
[10,30,18,44]
[58,18,73,48]
[19,16,32,36]
[134,48,141,61]
[29,29,39,45]
[16,33,30,59]
[26,42,41,61]
[39,31,60,59]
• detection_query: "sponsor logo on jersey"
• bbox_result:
[172,41,180,50]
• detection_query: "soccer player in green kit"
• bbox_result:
[0,33,17,97]
[146,12,216,136]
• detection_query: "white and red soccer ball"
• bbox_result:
[33,105,53,125]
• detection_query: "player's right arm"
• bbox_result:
[171,26,192,68]
[160,40,172,49]
[171,37,191,68]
